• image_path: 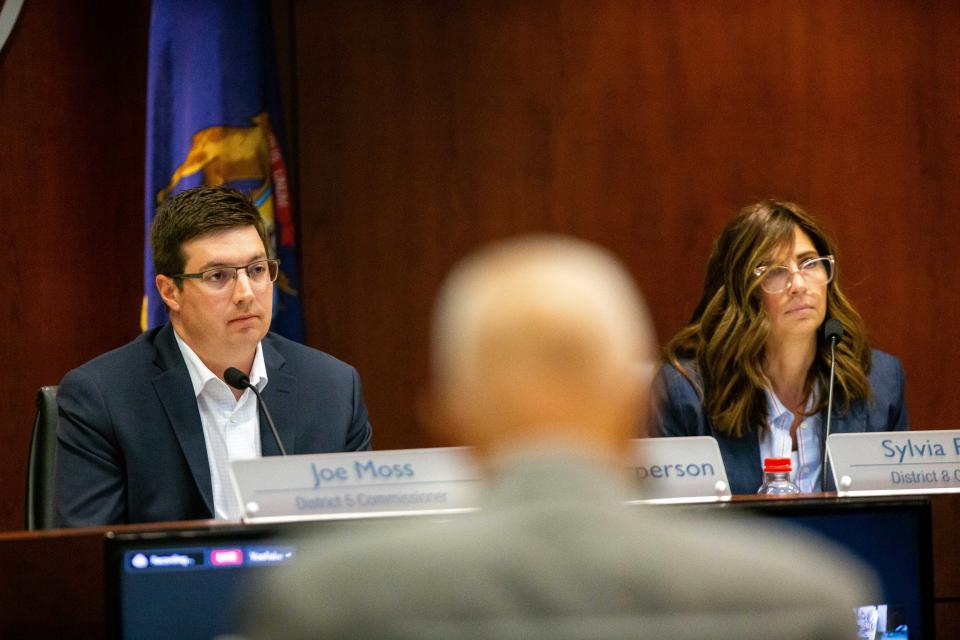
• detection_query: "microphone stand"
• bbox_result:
[224,367,287,456]
[821,336,837,490]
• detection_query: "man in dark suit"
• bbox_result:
[55,186,371,526]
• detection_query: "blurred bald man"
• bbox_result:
[246,235,875,639]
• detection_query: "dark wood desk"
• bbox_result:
[0,518,221,638]
[931,494,960,633]
[1,495,957,638]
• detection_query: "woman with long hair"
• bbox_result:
[653,200,907,494]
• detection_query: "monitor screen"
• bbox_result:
[105,497,934,639]
[718,497,934,640]
[106,523,312,640]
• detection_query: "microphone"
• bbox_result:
[823,318,843,343]
[821,319,843,490]
[224,367,287,456]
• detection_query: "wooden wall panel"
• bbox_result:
[290,1,960,449]
[0,0,957,530]
[0,1,149,530]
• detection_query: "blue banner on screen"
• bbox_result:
[143,0,304,341]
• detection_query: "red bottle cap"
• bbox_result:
[763,457,792,473]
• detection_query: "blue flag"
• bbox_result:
[143,0,304,342]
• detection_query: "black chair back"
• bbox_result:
[26,386,59,530]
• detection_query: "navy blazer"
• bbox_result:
[55,323,372,526]
[652,349,908,494]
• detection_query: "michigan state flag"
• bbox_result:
[143,0,304,342]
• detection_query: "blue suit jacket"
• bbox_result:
[55,323,372,526]
[652,349,908,494]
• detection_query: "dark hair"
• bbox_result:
[151,186,270,280]
[662,200,872,437]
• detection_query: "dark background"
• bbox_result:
[0,0,957,531]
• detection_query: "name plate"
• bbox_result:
[628,436,731,503]
[230,447,483,522]
[828,430,960,496]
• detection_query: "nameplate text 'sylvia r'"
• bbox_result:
[828,430,960,496]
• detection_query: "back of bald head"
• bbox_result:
[430,235,655,457]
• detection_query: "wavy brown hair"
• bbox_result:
[663,201,872,437]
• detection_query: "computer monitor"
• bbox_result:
[105,496,934,639]
[716,496,934,639]
[105,520,337,640]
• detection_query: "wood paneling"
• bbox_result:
[0,1,149,530]
[1,0,958,529]
[290,1,960,450]
[0,527,105,636]
[932,494,960,598]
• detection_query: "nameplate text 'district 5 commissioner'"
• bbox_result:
[230,447,482,522]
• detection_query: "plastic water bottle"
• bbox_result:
[757,457,800,495]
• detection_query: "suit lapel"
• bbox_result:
[260,337,297,456]
[824,404,867,436]
[718,431,764,494]
[819,402,866,491]
[151,324,215,516]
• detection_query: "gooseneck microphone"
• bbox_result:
[224,367,288,456]
[821,318,843,490]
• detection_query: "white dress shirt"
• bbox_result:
[174,331,267,519]
[758,388,823,493]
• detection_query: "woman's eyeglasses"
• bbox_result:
[753,255,834,294]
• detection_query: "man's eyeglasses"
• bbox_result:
[753,255,834,294]
[173,259,280,292]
